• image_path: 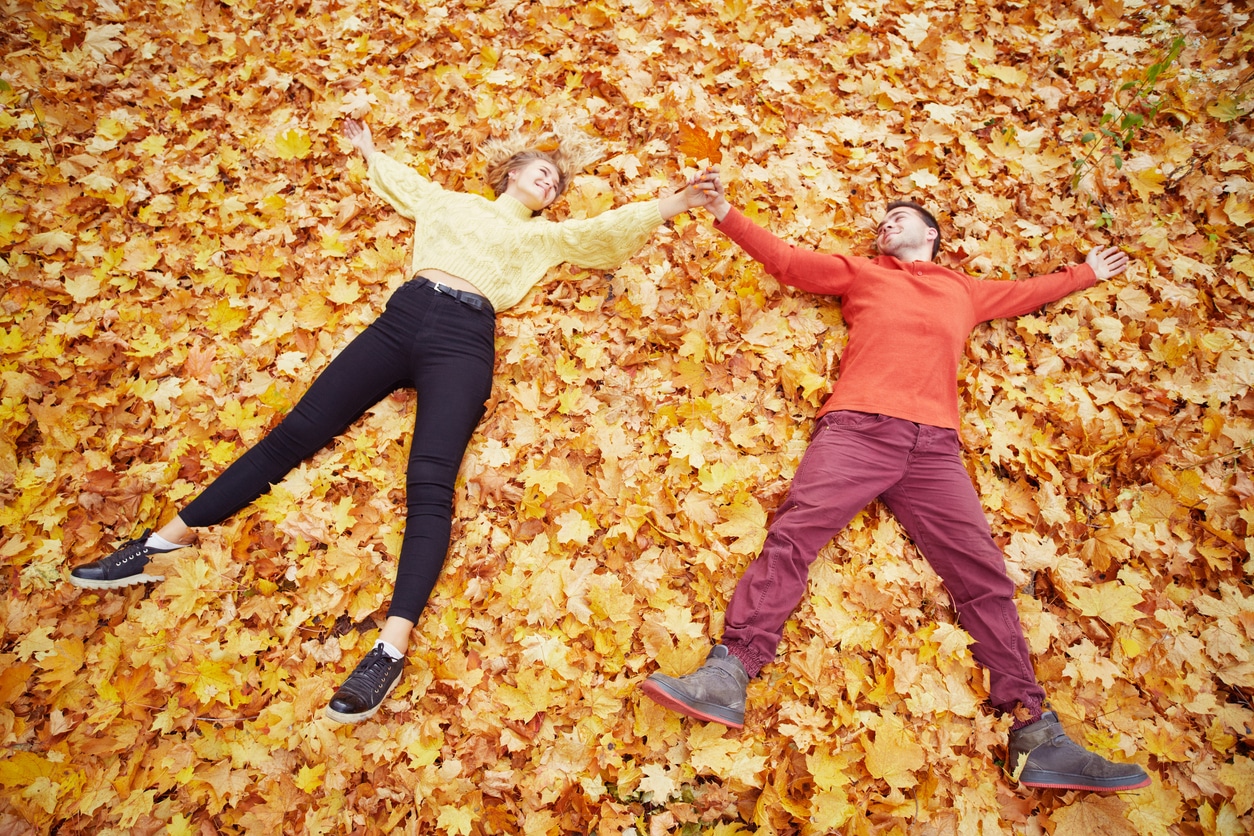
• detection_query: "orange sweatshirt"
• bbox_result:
[715,207,1097,430]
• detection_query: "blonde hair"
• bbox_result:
[481,119,604,205]
[485,149,571,200]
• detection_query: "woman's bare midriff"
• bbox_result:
[416,269,486,298]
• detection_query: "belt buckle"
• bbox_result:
[424,277,487,312]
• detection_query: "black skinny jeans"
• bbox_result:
[180,278,496,623]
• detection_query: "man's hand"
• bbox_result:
[343,119,376,162]
[1086,245,1130,281]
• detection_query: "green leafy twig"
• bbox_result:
[1070,36,1186,191]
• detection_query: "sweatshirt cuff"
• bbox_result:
[1078,262,1098,288]
[712,205,743,233]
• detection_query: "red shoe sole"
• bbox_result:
[640,679,744,729]
[1019,775,1152,792]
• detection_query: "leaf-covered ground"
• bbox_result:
[2,0,1252,833]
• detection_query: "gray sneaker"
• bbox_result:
[1008,711,1151,792]
[641,644,749,728]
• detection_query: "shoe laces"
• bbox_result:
[343,647,399,696]
[102,538,153,570]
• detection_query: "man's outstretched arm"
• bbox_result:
[693,167,865,296]
[972,243,1132,322]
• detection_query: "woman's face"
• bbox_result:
[505,158,561,212]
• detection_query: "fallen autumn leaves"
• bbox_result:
[2,0,1252,834]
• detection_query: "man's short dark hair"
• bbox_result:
[886,200,942,259]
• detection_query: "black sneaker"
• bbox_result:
[325,645,405,724]
[1008,711,1151,792]
[69,529,171,590]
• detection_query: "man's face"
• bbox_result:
[876,206,937,260]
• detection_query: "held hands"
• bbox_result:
[343,119,376,162]
[658,167,731,222]
[694,167,732,222]
[1085,245,1130,281]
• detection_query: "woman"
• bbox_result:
[70,119,715,723]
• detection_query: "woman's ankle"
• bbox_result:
[155,517,197,547]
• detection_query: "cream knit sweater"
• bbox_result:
[366,154,667,312]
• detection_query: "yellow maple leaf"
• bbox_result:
[780,357,829,404]
[806,749,849,792]
[156,557,214,620]
[1141,724,1193,762]
[189,657,239,707]
[294,763,325,793]
[1067,581,1145,625]
[810,789,857,829]
[319,231,348,257]
[36,637,84,695]
[166,815,196,836]
[273,128,312,160]
[666,425,716,469]
[1217,757,1254,816]
[554,508,595,546]
[697,460,737,493]
[0,214,23,250]
[713,493,767,555]
[862,713,925,789]
[217,399,268,435]
[979,63,1028,85]
[14,625,55,661]
[28,230,74,254]
[206,299,249,334]
[1125,165,1166,201]
[520,463,572,496]
[497,668,558,723]
[83,24,125,61]
[688,723,768,785]
[436,805,475,836]
[637,763,680,802]
[1224,193,1253,227]
[326,276,361,304]
[120,238,161,271]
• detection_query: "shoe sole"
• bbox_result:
[640,678,744,728]
[68,573,165,590]
[1018,773,1152,792]
[324,668,403,724]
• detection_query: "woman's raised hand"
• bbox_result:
[343,119,376,162]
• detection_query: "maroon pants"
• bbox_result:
[722,411,1046,719]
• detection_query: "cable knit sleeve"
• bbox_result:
[546,199,666,270]
[366,153,445,220]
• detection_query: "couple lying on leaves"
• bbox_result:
[69,121,1148,793]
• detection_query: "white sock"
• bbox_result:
[145,533,188,552]
[375,640,404,660]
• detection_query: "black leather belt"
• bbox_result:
[415,276,493,313]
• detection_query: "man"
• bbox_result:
[641,171,1150,793]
